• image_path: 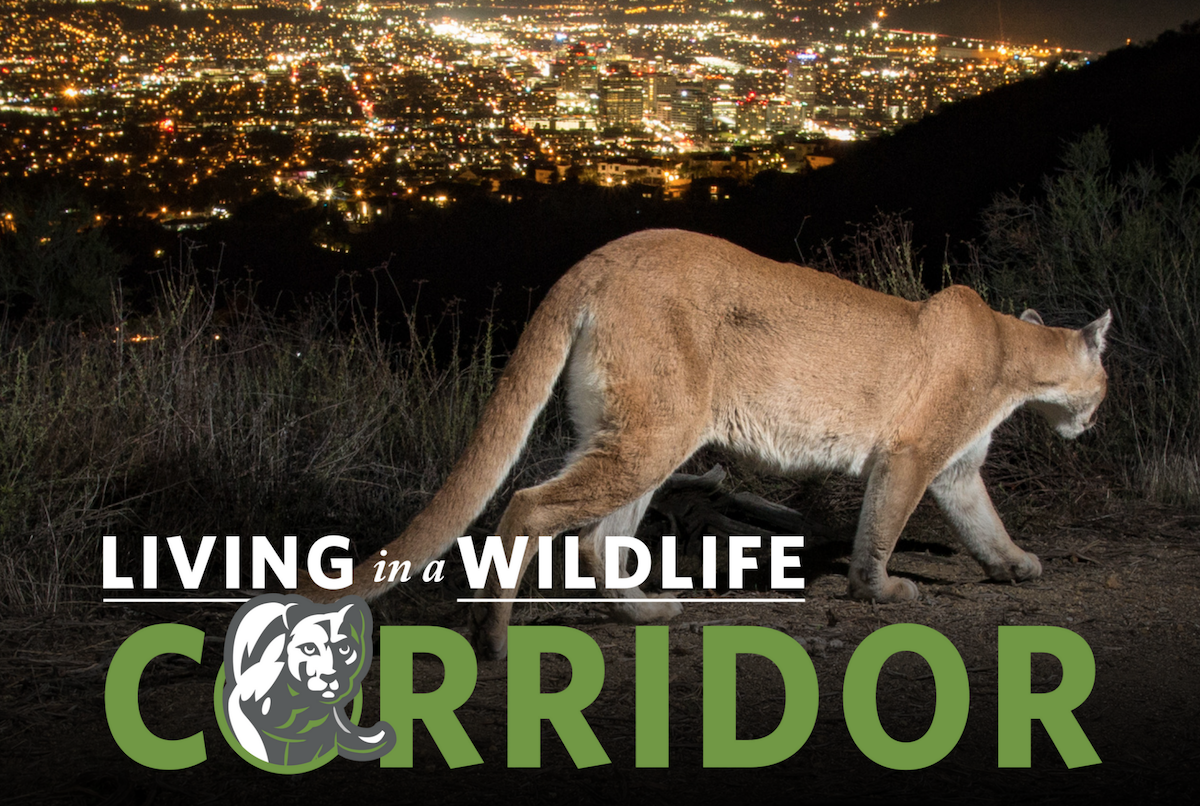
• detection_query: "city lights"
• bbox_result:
[0,1,1085,215]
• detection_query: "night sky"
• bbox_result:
[885,0,1199,53]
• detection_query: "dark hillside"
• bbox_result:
[792,24,1200,266]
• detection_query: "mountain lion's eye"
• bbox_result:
[300,643,318,656]
[338,644,351,655]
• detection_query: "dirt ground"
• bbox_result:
[5,482,1200,804]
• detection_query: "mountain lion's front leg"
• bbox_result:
[847,447,931,602]
[928,464,1042,583]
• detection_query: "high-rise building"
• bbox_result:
[736,93,769,135]
[785,52,818,113]
[646,73,676,121]
[669,82,710,133]
[556,44,598,94]
[599,73,646,128]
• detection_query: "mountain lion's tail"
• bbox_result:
[337,279,586,602]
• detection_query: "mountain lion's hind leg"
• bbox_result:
[469,428,699,660]
[928,458,1042,584]
[848,446,931,602]
[578,492,684,624]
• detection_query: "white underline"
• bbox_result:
[462,597,805,604]
[103,597,251,603]
[102,596,806,605]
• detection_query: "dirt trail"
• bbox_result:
[5,494,1199,803]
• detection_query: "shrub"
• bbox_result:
[810,210,931,302]
[977,128,1200,502]
[0,187,126,322]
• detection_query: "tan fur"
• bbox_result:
[300,230,1112,660]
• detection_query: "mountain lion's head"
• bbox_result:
[1022,308,1112,439]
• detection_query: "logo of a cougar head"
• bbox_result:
[216,594,395,771]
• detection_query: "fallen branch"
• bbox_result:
[644,465,833,553]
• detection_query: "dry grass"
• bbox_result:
[0,265,570,613]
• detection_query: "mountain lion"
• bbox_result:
[303,229,1111,660]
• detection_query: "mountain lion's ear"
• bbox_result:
[1019,309,1044,326]
[1080,310,1113,357]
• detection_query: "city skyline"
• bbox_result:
[4,0,1145,222]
